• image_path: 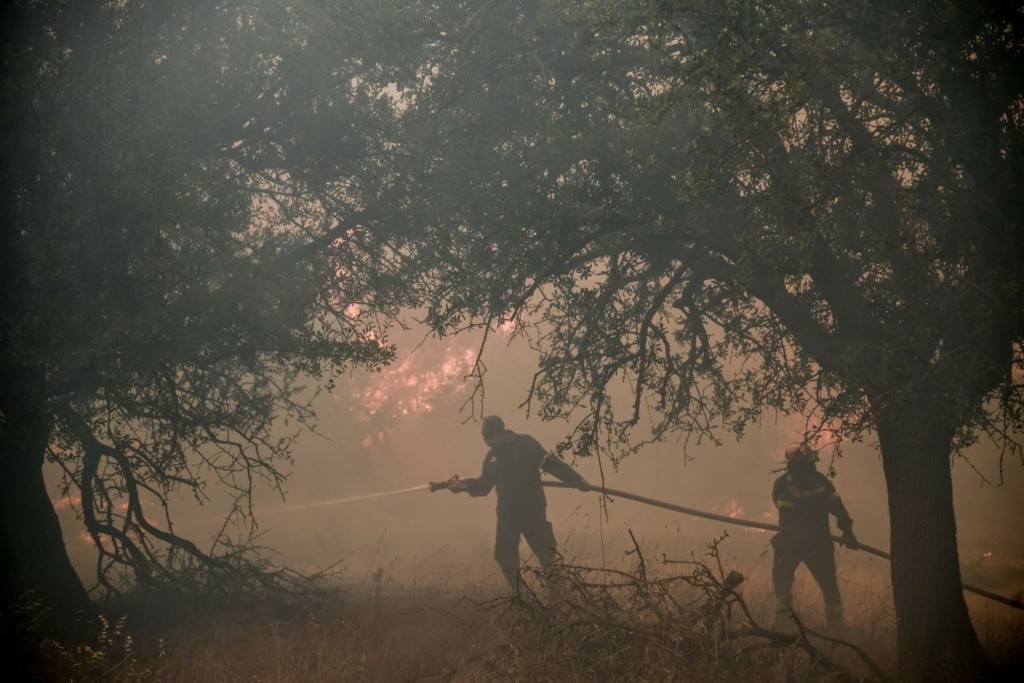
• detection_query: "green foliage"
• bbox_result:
[0,0,401,597]
[350,0,1023,465]
[349,2,1020,674]
[2,1,1020,673]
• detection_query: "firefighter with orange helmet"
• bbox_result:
[771,443,858,630]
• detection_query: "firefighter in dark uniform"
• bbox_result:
[771,443,859,630]
[438,415,589,594]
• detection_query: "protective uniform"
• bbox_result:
[460,424,585,594]
[771,445,857,629]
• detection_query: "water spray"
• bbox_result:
[262,484,431,516]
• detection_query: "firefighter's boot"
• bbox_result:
[772,599,798,632]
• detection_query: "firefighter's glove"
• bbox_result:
[429,476,466,493]
[838,529,859,550]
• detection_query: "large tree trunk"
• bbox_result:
[874,395,992,681]
[0,366,92,635]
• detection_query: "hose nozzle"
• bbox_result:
[429,475,460,492]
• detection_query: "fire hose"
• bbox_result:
[534,481,1022,611]
[287,477,1021,611]
[428,479,1019,610]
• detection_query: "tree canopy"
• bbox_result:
[0,0,406,612]
[2,1,1021,679]
[371,0,1023,460]
[344,1,1023,678]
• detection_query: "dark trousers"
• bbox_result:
[494,505,557,593]
[771,533,842,609]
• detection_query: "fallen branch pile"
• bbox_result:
[467,535,891,682]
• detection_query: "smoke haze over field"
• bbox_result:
[50,325,1024,601]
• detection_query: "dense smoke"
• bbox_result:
[49,324,1024,603]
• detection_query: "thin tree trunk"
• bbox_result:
[875,396,992,681]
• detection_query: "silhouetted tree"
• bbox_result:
[4,2,1020,679]
[0,0,405,630]
[351,1,1022,679]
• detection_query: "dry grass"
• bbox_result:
[28,540,1024,683]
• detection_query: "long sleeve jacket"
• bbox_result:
[462,432,584,513]
[772,466,853,542]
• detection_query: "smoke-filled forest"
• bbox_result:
[2,1,1022,681]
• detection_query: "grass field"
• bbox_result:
[26,539,1024,683]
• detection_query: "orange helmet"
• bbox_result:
[784,443,819,464]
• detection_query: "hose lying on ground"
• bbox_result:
[542,480,1023,611]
